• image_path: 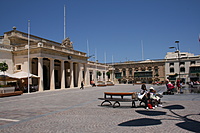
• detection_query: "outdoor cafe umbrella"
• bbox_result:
[0,71,15,81]
[10,71,39,79]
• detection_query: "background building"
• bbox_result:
[165,52,200,83]
[111,59,165,84]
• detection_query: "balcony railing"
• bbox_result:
[0,44,13,51]
[5,30,87,57]
[13,43,86,57]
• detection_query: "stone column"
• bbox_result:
[50,58,55,90]
[84,64,89,86]
[61,60,65,89]
[74,63,78,87]
[126,68,129,77]
[70,61,74,88]
[38,57,44,91]
[104,70,107,82]
[77,63,82,87]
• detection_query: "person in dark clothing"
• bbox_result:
[140,84,149,109]
[80,81,84,89]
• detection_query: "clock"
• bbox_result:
[68,55,72,60]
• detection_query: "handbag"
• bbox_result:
[138,93,145,99]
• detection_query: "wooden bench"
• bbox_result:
[98,92,138,108]
[0,91,23,97]
[0,87,23,97]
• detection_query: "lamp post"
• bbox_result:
[169,40,180,81]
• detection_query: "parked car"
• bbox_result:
[23,85,38,93]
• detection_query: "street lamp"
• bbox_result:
[169,40,181,81]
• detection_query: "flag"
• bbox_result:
[199,34,200,42]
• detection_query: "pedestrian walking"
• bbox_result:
[176,80,181,94]
[80,81,84,89]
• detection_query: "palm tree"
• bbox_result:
[97,71,102,80]
[106,71,110,80]
[0,61,9,85]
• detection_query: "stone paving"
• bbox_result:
[0,84,200,133]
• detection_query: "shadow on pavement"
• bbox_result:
[136,110,166,116]
[118,104,200,132]
[176,120,200,133]
[162,105,185,110]
[118,118,162,127]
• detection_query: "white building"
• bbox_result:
[0,27,109,91]
[165,52,200,83]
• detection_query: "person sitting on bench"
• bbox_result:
[167,82,175,94]
[139,84,148,109]
[149,87,162,107]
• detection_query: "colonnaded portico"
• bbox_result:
[30,57,88,91]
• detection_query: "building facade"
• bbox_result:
[1,28,200,89]
[165,52,200,83]
[111,60,166,84]
[0,27,109,91]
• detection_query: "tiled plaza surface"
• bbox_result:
[0,84,200,133]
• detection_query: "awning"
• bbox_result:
[10,71,39,79]
[168,73,176,76]
[0,71,16,81]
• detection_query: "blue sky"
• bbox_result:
[1,0,200,63]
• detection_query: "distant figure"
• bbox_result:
[167,82,175,93]
[91,80,96,87]
[176,80,181,94]
[80,81,84,89]
[190,81,194,88]
[165,79,169,90]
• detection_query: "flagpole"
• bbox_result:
[95,48,97,85]
[28,20,30,93]
[112,55,114,82]
[198,34,200,47]
[141,40,144,60]
[87,39,89,61]
[104,52,106,82]
[64,5,66,39]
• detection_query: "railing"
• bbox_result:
[0,44,13,51]
[12,43,86,57]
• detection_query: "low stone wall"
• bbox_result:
[0,87,15,94]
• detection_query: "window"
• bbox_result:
[16,65,21,70]
[155,69,158,74]
[180,67,185,72]
[122,68,126,76]
[170,68,174,73]
[169,63,174,66]
[141,67,145,71]
[148,67,152,71]
[129,70,132,76]
[191,61,195,65]
[123,70,126,76]
[180,62,185,65]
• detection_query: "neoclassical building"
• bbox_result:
[111,52,200,84]
[165,52,200,83]
[1,27,199,89]
[111,60,165,84]
[0,27,109,91]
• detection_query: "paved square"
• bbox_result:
[0,84,200,133]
